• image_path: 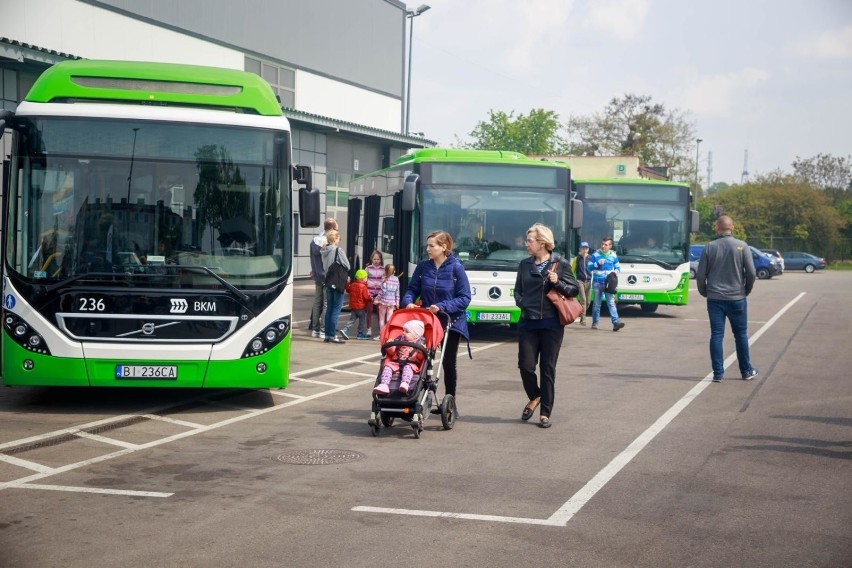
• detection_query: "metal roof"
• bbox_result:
[281,107,436,147]
[0,37,83,64]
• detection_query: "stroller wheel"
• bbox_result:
[380,413,395,428]
[370,423,381,436]
[440,394,456,430]
[412,424,422,439]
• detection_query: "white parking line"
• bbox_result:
[75,431,139,450]
[18,483,173,498]
[0,453,57,474]
[352,293,806,526]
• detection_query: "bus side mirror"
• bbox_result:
[570,198,583,229]
[402,173,418,212]
[0,110,14,140]
[690,209,699,233]
[294,164,320,228]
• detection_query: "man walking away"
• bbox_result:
[696,215,759,382]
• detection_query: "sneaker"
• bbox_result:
[591,323,599,330]
[339,328,350,340]
[398,381,410,394]
[311,330,319,338]
[712,375,723,383]
[318,331,326,340]
[328,337,346,344]
[742,368,759,380]
[357,334,371,340]
[372,336,381,341]
[372,383,390,395]
[579,320,586,326]
[613,322,625,332]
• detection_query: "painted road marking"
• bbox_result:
[353,293,806,526]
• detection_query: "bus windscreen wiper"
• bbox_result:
[169,264,250,301]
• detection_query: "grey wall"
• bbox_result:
[84,0,406,98]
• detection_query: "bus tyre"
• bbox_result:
[640,303,658,313]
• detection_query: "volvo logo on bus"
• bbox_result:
[488,287,501,300]
[627,275,637,285]
[142,323,156,335]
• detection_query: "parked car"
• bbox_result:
[750,246,781,279]
[782,251,827,272]
[689,244,704,279]
[761,249,785,272]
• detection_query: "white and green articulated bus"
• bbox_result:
[571,178,698,312]
[348,149,581,325]
[0,60,320,387]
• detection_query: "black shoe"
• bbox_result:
[613,321,625,332]
[742,368,759,380]
[712,375,723,383]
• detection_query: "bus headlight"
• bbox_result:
[3,314,51,355]
[242,316,290,358]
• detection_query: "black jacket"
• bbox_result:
[514,254,580,321]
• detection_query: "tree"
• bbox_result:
[791,153,852,206]
[564,94,697,181]
[460,108,567,155]
[701,171,843,256]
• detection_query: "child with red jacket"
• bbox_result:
[342,270,373,340]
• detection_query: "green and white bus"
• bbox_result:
[0,60,320,387]
[348,149,579,324]
[572,178,697,312]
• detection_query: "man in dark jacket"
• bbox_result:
[696,215,759,382]
[308,217,337,338]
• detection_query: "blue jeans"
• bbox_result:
[592,281,619,324]
[707,298,752,378]
[324,288,345,339]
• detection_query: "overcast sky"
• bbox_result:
[406,0,852,185]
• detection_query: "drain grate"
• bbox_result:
[275,449,365,465]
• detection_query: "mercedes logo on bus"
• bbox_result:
[627,275,637,285]
[488,287,501,300]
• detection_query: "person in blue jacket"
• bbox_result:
[587,236,625,331]
[402,230,472,401]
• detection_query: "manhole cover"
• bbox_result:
[275,449,365,465]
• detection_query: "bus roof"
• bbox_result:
[24,60,282,116]
[573,177,689,187]
[394,148,570,169]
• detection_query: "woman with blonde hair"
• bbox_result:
[514,223,579,428]
[320,229,350,344]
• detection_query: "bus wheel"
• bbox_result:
[640,303,658,313]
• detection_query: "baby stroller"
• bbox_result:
[368,307,454,438]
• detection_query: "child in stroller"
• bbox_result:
[373,319,426,395]
[369,307,455,438]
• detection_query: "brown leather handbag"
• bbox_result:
[546,262,584,325]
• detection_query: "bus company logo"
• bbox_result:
[488,287,501,300]
[170,299,188,313]
[627,275,637,285]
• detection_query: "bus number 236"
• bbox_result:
[78,298,106,311]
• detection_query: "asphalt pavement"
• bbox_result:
[1,272,850,567]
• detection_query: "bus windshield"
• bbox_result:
[9,117,291,288]
[420,185,567,269]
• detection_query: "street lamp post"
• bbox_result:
[694,138,703,206]
[404,4,431,135]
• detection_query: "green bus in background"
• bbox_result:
[571,178,698,312]
[0,60,320,387]
[348,148,581,324]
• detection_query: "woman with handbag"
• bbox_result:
[513,224,579,428]
[321,229,350,344]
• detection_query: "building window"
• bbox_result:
[1,68,18,110]
[245,56,295,108]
